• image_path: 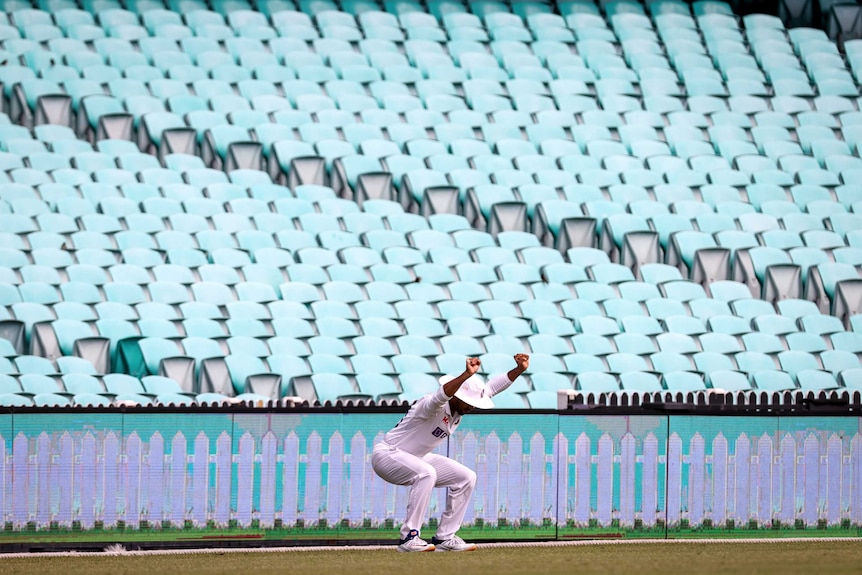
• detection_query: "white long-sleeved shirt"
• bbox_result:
[379,373,514,457]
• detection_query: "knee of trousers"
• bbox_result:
[451,467,476,492]
[414,465,437,487]
[464,468,477,489]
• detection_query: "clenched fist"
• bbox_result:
[465,357,481,375]
[513,354,529,370]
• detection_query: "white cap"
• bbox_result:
[438,374,495,409]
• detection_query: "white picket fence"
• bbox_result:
[2,418,862,531]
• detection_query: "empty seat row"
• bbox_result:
[23,315,862,386]
[0,254,856,309]
[0,369,265,406]
[2,208,861,261]
[6,287,861,333]
[0,351,98,374]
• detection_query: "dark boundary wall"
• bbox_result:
[0,404,860,552]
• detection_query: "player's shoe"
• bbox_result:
[397,529,436,553]
[431,535,478,552]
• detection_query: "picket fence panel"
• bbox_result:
[2,416,861,532]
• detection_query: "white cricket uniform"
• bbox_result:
[371,373,513,541]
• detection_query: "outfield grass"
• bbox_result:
[1,541,861,575]
[2,524,857,546]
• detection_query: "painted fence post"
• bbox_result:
[58,432,73,527]
[826,434,842,525]
[148,432,164,525]
[712,433,728,527]
[497,435,507,524]
[369,431,385,527]
[124,432,140,526]
[734,433,750,525]
[103,431,119,527]
[642,432,659,527]
[851,434,862,525]
[94,433,103,526]
[779,433,795,526]
[282,431,299,527]
[304,432,321,526]
[26,435,36,526]
[529,432,545,525]
[12,433,26,528]
[757,433,772,526]
[349,432,366,526]
[484,432,501,524]
[80,432,96,529]
[477,432,490,523]
[474,434,486,524]
[596,433,613,527]
[817,434,827,525]
[260,431,277,528]
[326,432,343,527]
[237,432,255,527]
[544,433,556,525]
[215,432,231,526]
[666,433,682,527]
[803,433,820,526]
[554,432,567,528]
[36,433,49,527]
[506,432,522,525]
[170,432,187,527]
[48,434,58,526]
[193,432,209,527]
[575,432,590,526]
[620,433,636,527]
[688,433,705,527]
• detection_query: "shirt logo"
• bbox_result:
[442,416,449,425]
[431,427,449,439]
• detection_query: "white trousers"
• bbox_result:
[371,442,477,541]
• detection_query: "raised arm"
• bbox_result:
[442,357,482,398]
[507,353,530,382]
[487,353,530,397]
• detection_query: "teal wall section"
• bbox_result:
[1,411,860,545]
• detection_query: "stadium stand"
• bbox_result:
[0,0,859,410]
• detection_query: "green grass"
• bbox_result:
[2,541,861,575]
[0,525,557,545]
[4,524,857,546]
